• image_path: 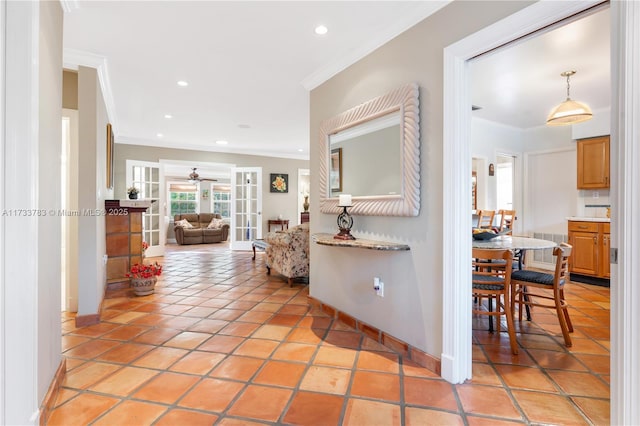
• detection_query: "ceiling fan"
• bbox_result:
[188,168,217,183]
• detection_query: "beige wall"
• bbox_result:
[114,144,309,235]
[38,0,64,410]
[310,1,530,357]
[62,70,78,109]
[77,66,112,316]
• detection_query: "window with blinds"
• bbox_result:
[169,184,198,216]
[212,184,231,219]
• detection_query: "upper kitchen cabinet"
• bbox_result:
[577,135,610,189]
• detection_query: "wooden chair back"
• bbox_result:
[498,209,516,234]
[477,210,495,229]
[471,248,518,354]
[511,242,573,347]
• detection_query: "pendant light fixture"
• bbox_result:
[546,70,593,126]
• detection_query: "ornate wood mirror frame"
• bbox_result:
[319,82,420,216]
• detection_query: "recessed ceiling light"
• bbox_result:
[177,80,189,87]
[216,140,228,145]
[156,133,164,138]
[164,114,173,119]
[315,25,328,35]
[298,148,304,152]
[238,124,251,129]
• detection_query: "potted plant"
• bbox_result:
[127,186,139,199]
[126,262,162,296]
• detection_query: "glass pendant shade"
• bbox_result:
[546,70,593,126]
[546,98,593,126]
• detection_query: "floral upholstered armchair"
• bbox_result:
[264,223,309,286]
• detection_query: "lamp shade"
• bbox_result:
[546,70,593,126]
[546,98,593,126]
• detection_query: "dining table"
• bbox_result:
[472,234,556,269]
[473,234,557,323]
[472,235,557,251]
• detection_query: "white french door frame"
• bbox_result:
[443,1,640,424]
[230,167,262,251]
[125,160,165,257]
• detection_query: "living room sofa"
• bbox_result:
[174,213,229,245]
[264,223,309,286]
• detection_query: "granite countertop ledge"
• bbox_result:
[567,216,610,223]
[312,233,410,251]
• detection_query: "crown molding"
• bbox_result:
[63,48,118,131]
[301,1,451,91]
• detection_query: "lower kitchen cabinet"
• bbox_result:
[568,220,610,282]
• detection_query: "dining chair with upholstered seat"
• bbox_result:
[498,209,516,234]
[472,248,518,355]
[476,210,495,229]
[510,242,573,347]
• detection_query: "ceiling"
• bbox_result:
[63,2,610,165]
[471,6,610,129]
[63,1,448,161]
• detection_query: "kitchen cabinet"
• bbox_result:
[568,220,610,280]
[577,136,610,189]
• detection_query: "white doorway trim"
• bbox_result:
[610,1,640,424]
[443,1,639,423]
[442,0,602,380]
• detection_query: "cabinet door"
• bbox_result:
[569,231,599,276]
[600,233,611,278]
[577,136,610,189]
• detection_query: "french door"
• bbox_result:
[126,160,165,257]
[230,167,262,250]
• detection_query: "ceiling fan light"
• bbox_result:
[546,99,593,126]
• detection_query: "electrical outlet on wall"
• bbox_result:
[374,277,384,297]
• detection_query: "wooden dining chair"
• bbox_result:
[477,210,495,229]
[510,242,573,347]
[498,209,516,234]
[472,248,518,355]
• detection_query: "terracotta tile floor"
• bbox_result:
[49,243,610,425]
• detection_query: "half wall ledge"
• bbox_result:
[312,233,410,251]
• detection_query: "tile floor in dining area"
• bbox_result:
[48,243,610,425]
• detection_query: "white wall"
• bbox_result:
[470,117,524,225]
[472,115,611,236]
[309,1,530,356]
[1,1,63,422]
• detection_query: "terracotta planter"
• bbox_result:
[130,277,157,296]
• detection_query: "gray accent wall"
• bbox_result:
[309,1,530,357]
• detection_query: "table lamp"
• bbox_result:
[334,194,355,240]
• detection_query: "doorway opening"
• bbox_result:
[442,1,613,384]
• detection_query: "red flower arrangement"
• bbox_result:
[142,241,149,252]
[127,262,162,279]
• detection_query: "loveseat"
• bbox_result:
[174,213,229,245]
[264,223,309,286]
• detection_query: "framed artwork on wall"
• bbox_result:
[106,123,114,189]
[270,173,288,193]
